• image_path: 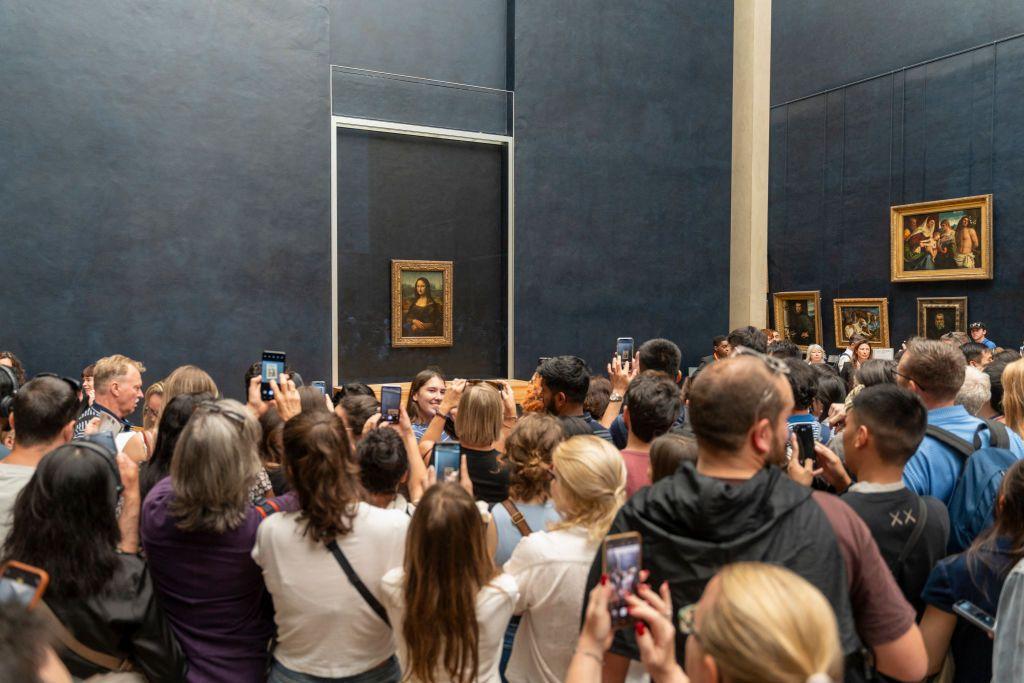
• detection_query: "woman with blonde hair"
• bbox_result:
[805,343,826,364]
[141,398,297,682]
[1002,358,1024,437]
[141,380,164,451]
[504,435,627,683]
[381,483,518,683]
[162,364,219,409]
[419,380,513,504]
[569,562,842,683]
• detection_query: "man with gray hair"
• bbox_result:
[897,339,1024,503]
[73,354,146,438]
[955,365,991,416]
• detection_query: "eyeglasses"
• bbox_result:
[893,369,929,394]
[732,346,791,375]
[677,603,701,643]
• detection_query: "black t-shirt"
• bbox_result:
[461,446,510,505]
[842,486,950,616]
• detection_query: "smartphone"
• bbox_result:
[432,442,462,483]
[793,423,817,464]
[0,561,49,609]
[381,384,402,424]
[311,381,327,395]
[603,531,642,629]
[616,337,635,368]
[260,350,286,401]
[953,600,996,634]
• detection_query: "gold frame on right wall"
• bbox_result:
[890,194,993,282]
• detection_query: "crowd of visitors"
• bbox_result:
[1,325,1023,682]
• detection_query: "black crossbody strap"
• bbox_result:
[326,540,391,627]
[896,497,929,567]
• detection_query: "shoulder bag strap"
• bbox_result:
[326,540,391,627]
[896,496,930,567]
[925,424,974,461]
[501,499,533,537]
[36,601,135,673]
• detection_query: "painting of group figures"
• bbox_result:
[891,195,992,282]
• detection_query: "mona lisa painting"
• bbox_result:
[391,260,453,347]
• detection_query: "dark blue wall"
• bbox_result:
[330,0,507,89]
[769,32,1024,350]
[513,0,734,375]
[772,0,1024,105]
[0,1,331,402]
[2,0,734,400]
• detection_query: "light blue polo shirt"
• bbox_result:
[903,405,1024,504]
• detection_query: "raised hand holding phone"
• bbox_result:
[603,531,643,629]
[380,385,402,424]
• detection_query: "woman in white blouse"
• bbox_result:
[381,482,518,683]
[253,410,410,683]
[503,435,627,683]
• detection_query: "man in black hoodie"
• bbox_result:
[585,352,927,683]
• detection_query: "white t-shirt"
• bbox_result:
[252,502,409,678]
[380,568,518,683]
[0,463,35,542]
[503,526,600,683]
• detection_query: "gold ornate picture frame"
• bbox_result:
[917,297,968,340]
[833,298,890,349]
[391,260,453,348]
[772,291,823,351]
[891,194,993,282]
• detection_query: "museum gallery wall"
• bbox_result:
[768,26,1024,349]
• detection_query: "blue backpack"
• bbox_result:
[927,420,1015,553]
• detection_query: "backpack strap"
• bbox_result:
[36,601,135,673]
[925,425,974,461]
[981,419,1011,451]
[254,498,282,519]
[326,540,391,627]
[501,499,533,537]
[896,496,929,567]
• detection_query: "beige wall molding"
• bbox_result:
[729,0,771,329]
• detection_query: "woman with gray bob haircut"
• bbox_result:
[141,398,298,682]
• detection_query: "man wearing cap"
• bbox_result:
[969,322,997,350]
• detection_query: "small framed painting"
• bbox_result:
[917,297,968,340]
[833,298,890,349]
[891,194,993,282]
[391,260,453,348]
[772,291,823,350]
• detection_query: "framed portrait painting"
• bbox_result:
[833,298,890,349]
[891,194,992,282]
[391,260,453,348]
[772,291,823,350]
[917,297,968,340]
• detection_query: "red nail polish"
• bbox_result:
[635,621,646,636]
[600,574,608,586]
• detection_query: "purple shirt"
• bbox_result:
[141,477,297,683]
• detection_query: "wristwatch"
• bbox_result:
[608,392,623,402]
